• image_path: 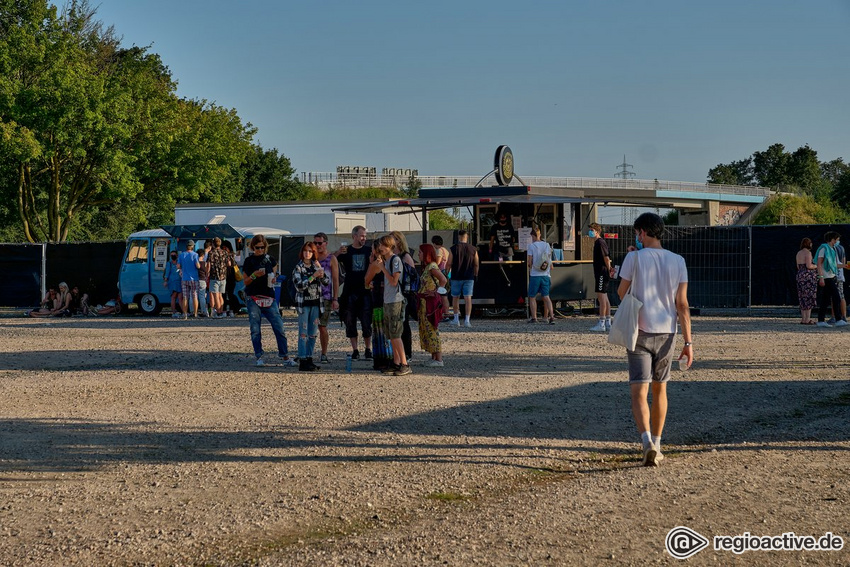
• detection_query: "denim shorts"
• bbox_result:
[627,332,677,383]
[450,279,474,297]
[210,279,227,294]
[528,276,550,297]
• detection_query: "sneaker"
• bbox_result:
[426,359,444,367]
[181,313,188,320]
[589,322,607,332]
[548,317,555,325]
[280,357,298,367]
[605,320,611,332]
[320,354,330,364]
[364,349,373,360]
[642,444,658,467]
[172,313,181,319]
[255,358,265,367]
[528,318,538,324]
[450,318,460,326]
[816,321,833,328]
[463,320,472,328]
[835,320,848,327]
[826,318,836,325]
[381,363,399,375]
[393,364,413,376]
[655,449,665,463]
[351,349,360,361]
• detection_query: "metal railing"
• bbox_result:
[300,172,770,197]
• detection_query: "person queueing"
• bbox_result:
[293,242,329,371]
[795,237,817,325]
[164,251,183,318]
[207,237,231,318]
[313,232,339,364]
[336,226,373,361]
[449,229,479,328]
[373,234,412,376]
[526,227,554,324]
[364,241,393,371]
[417,244,448,367]
[589,223,615,332]
[178,240,201,319]
[242,235,297,367]
[617,213,692,467]
[814,231,845,327]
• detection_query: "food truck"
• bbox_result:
[118,224,291,314]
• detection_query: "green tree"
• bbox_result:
[788,145,821,193]
[0,0,256,241]
[236,145,303,202]
[752,143,791,188]
[752,194,849,225]
[402,172,422,198]
[707,158,754,185]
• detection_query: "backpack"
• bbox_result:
[533,243,551,271]
[399,254,420,295]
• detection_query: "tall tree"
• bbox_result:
[237,145,303,202]
[0,0,256,242]
[752,143,791,188]
[707,158,754,185]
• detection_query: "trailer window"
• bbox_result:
[125,239,148,263]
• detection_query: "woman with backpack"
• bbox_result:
[292,242,329,371]
[391,231,418,361]
[417,244,448,367]
[373,234,412,376]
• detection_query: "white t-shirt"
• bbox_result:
[816,246,836,279]
[528,241,551,277]
[619,248,688,334]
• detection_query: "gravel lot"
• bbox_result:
[0,313,848,566]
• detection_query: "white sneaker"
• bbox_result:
[255,358,265,367]
[604,320,611,332]
[835,320,848,327]
[451,318,460,326]
[816,321,833,328]
[589,322,607,332]
[463,320,472,328]
[426,359,444,367]
[642,444,658,466]
[280,357,298,367]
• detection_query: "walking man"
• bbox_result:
[589,223,615,332]
[314,232,340,363]
[450,230,478,328]
[337,226,373,360]
[617,213,692,466]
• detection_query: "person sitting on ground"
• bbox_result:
[28,288,58,317]
[29,282,72,317]
[70,286,90,316]
[91,298,122,316]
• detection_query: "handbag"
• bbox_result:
[608,252,643,351]
[233,265,244,282]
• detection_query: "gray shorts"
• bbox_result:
[627,332,676,384]
[838,280,845,301]
[210,279,227,294]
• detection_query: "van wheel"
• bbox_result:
[138,293,161,315]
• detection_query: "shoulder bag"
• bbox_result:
[608,251,643,351]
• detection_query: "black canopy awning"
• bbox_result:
[159,224,243,240]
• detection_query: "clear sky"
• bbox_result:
[92,0,850,184]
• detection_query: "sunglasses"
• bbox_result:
[253,246,266,250]
[313,241,326,245]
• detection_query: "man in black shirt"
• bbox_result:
[336,225,373,360]
[488,212,516,261]
[589,222,615,332]
[449,230,479,327]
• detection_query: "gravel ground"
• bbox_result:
[0,313,848,566]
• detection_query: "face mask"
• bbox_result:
[634,235,644,251]
[587,230,596,238]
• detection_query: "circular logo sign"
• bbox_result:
[494,145,514,186]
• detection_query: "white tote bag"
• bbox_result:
[608,252,643,351]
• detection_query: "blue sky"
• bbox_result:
[93,0,850,184]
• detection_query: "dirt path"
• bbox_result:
[0,315,847,565]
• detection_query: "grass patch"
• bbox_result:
[425,491,471,502]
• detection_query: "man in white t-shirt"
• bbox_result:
[617,213,693,467]
[526,227,554,324]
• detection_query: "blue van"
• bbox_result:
[119,224,290,315]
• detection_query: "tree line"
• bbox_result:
[708,143,850,225]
